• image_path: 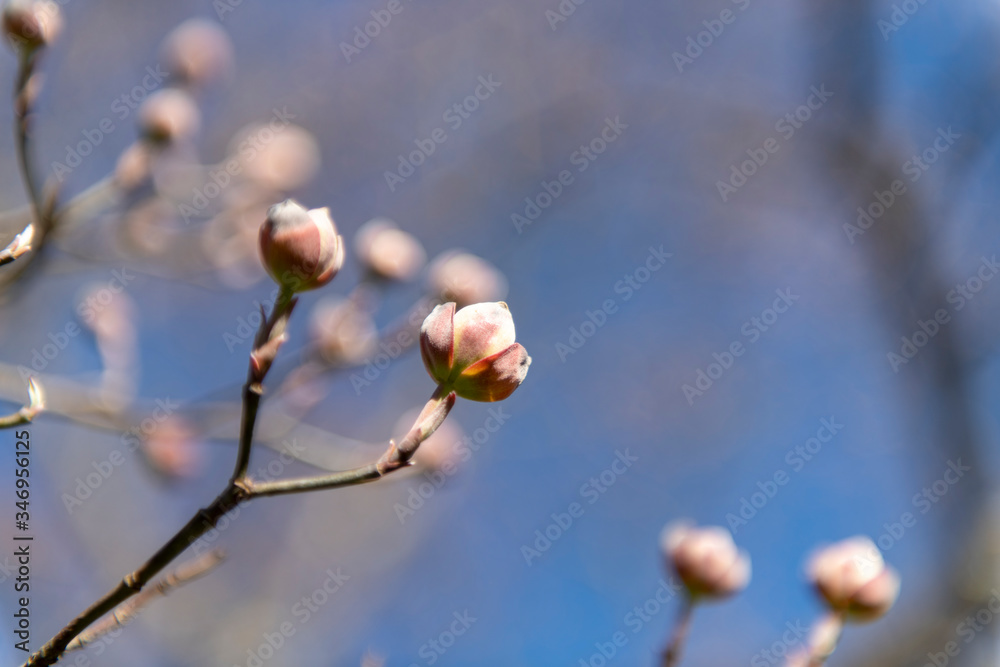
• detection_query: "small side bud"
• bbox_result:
[160,19,234,88]
[806,536,900,622]
[661,522,751,599]
[428,251,507,307]
[2,0,61,53]
[259,199,344,293]
[354,218,426,282]
[137,89,201,145]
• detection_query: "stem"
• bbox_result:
[230,287,294,482]
[246,388,455,498]
[804,612,845,667]
[25,291,456,666]
[661,595,696,667]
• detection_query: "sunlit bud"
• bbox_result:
[142,416,203,479]
[2,0,61,52]
[138,89,200,144]
[354,218,426,282]
[807,536,900,622]
[229,123,320,192]
[428,251,507,307]
[160,19,234,88]
[259,199,344,293]
[309,297,376,363]
[661,522,751,599]
[420,301,530,402]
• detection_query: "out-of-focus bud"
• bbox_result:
[138,89,200,144]
[395,406,464,473]
[420,301,530,402]
[114,141,154,190]
[259,199,344,293]
[661,522,751,599]
[142,416,203,479]
[309,297,376,363]
[806,536,900,622]
[2,0,61,52]
[229,123,320,192]
[354,219,426,282]
[428,251,507,307]
[160,19,234,88]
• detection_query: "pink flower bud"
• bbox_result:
[428,251,507,307]
[259,199,344,293]
[661,523,751,598]
[160,19,234,88]
[420,301,530,402]
[2,0,61,52]
[138,89,201,144]
[354,218,426,281]
[806,536,900,622]
[229,123,320,192]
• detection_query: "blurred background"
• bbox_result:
[1,0,1000,665]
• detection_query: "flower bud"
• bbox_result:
[2,0,61,52]
[806,536,900,622]
[354,218,426,281]
[259,199,344,293]
[428,251,507,307]
[160,19,234,88]
[661,522,751,598]
[229,123,320,192]
[138,89,200,144]
[420,301,530,402]
[309,297,376,363]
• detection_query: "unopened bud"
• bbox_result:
[230,123,320,192]
[661,522,751,599]
[2,0,61,52]
[428,251,507,307]
[259,199,344,293]
[420,301,530,402]
[160,19,234,88]
[138,89,200,144]
[354,218,426,281]
[806,536,900,622]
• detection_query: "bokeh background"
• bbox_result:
[1,0,1000,665]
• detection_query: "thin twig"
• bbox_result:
[0,377,44,428]
[660,595,695,667]
[65,549,225,652]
